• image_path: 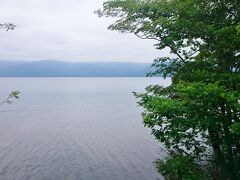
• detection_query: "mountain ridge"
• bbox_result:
[0,60,152,77]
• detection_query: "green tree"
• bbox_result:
[97,0,240,179]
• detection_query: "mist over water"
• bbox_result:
[0,77,171,180]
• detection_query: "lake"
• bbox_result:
[0,78,171,180]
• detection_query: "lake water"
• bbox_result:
[0,78,171,180]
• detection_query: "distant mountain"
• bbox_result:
[0,61,152,77]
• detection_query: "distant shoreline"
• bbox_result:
[0,60,154,77]
[0,76,163,78]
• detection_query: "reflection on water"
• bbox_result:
[0,78,171,180]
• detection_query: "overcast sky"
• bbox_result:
[0,0,170,62]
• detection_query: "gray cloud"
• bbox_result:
[0,0,170,62]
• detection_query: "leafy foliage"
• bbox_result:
[0,23,16,31]
[0,22,18,107]
[155,154,207,180]
[231,122,240,135]
[98,0,240,179]
[0,91,20,106]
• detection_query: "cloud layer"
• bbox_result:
[0,0,169,62]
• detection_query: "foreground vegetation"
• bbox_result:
[0,91,20,106]
[0,22,19,106]
[97,0,240,179]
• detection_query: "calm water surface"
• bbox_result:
[0,78,171,180]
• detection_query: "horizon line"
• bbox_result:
[0,60,152,64]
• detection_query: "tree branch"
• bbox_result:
[135,32,186,63]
